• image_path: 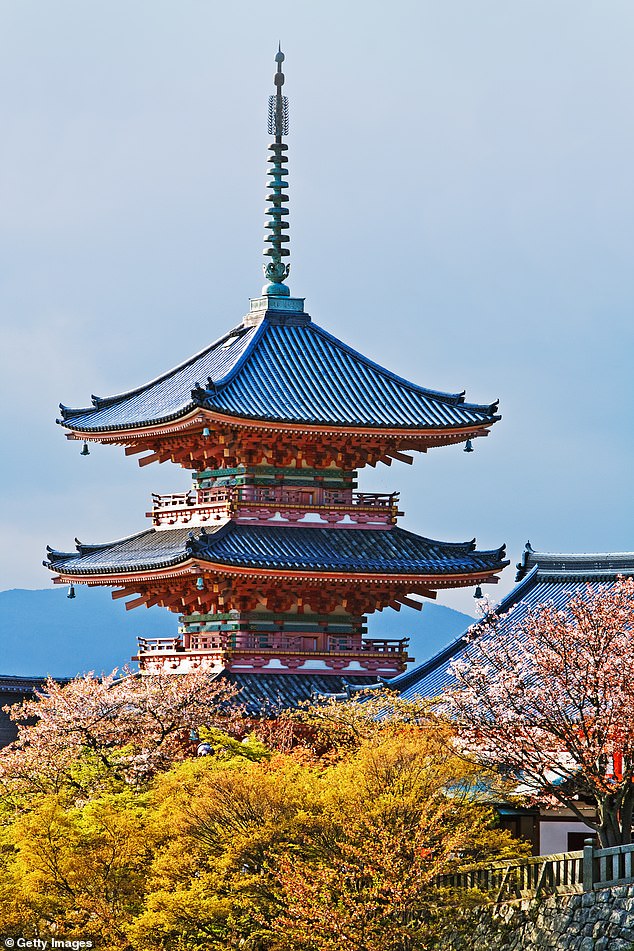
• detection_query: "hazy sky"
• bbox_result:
[1,1,633,616]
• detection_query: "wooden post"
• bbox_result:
[583,837,595,892]
[495,865,511,904]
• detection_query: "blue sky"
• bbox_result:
[1,1,632,614]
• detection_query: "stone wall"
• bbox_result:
[445,886,634,951]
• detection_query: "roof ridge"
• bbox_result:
[385,563,540,693]
[309,321,498,412]
[515,546,634,582]
[73,528,156,553]
[189,521,234,553]
[45,528,158,565]
[195,316,271,397]
[394,527,506,559]
[386,629,474,692]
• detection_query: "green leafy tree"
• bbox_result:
[130,709,523,951]
[0,691,525,950]
[0,788,149,950]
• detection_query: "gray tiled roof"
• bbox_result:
[0,675,70,694]
[0,677,71,750]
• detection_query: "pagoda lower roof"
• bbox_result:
[215,672,379,716]
[45,523,507,579]
[58,312,499,435]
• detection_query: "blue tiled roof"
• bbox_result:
[46,528,195,574]
[45,523,507,578]
[58,314,499,433]
[0,676,71,694]
[59,324,259,432]
[216,672,379,716]
[387,546,634,703]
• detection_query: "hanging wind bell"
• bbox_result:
[202,427,211,438]
[80,442,90,456]
[196,576,205,591]
[463,439,474,453]
[473,585,483,600]
[67,584,76,600]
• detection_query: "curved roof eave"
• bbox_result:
[56,315,501,435]
[44,524,508,579]
[307,322,489,410]
[58,322,254,420]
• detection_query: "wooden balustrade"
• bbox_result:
[151,492,196,509]
[434,839,634,903]
[362,637,410,653]
[149,488,400,515]
[136,633,410,656]
[136,636,181,652]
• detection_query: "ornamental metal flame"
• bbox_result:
[262,47,291,296]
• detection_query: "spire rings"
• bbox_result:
[262,48,291,295]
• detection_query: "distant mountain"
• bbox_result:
[0,588,178,678]
[0,588,473,678]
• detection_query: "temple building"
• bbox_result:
[44,50,507,702]
[386,544,634,855]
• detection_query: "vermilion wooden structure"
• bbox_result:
[46,51,507,688]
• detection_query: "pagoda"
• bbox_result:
[45,50,508,686]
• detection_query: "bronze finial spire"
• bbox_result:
[262,46,291,296]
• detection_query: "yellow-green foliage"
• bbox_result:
[0,788,149,949]
[0,697,527,951]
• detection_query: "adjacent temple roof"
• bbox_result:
[0,675,70,695]
[387,544,634,702]
[57,317,500,435]
[0,677,71,749]
[45,523,507,578]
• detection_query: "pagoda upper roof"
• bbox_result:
[385,544,634,702]
[45,522,507,579]
[58,311,500,434]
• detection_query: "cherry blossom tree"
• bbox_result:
[0,668,240,793]
[445,577,634,847]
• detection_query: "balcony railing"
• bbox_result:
[362,637,410,653]
[148,487,402,527]
[136,637,182,653]
[136,633,410,657]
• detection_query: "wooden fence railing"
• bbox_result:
[434,839,634,903]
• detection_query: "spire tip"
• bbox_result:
[262,46,291,296]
